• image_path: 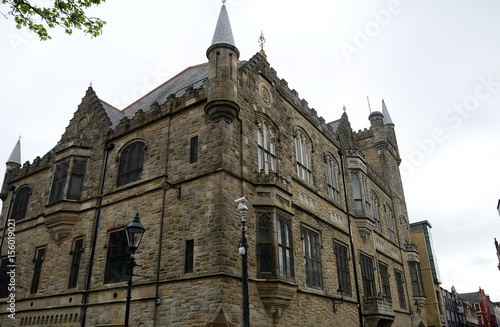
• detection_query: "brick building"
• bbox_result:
[461,289,493,327]
[0,3,428,326]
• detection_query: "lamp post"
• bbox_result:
[124,213,146,327]
[235,197,250,327]
[333,285,345,313]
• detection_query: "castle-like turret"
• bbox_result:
[369,110,388,151]
[0,138,21,201]
[204,2,240,123]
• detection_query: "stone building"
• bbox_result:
[0,3,428,327]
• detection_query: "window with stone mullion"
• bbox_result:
[326,156,340,202]
[295,132,312,183]
[257,121,276,174]
[370,193,380,232]
[118,142,145,186]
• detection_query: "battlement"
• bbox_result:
[240,51,339,144]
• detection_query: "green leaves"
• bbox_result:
[2,0,106,40]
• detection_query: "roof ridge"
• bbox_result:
[121,62,209,113]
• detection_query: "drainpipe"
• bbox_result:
[0,185,15,255]
[338,148,364,327]
[81,143,114,327]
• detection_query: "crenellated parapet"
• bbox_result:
[239,51,341,146]
[111,84,207,139]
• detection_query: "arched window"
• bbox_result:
[400,216,409,243]
[118,141,145,186]
[370,192,380,232]
[11,186,30,220]
[385,204,395,241]
[294,129,312,183]
[257,118,277,174]
[325,154,340,202]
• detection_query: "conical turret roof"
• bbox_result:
[7,138,21,165]
[210,4,236,47]
[382,99,393,125]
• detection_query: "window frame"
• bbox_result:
[409,261,425,297]
[49,161,69,203]
[10,186,31,220]
[294,129,312,184]
[256,209,294,280]
[370,191,380,232]
[104,229,129,284]
[31,246,46,294]
[379,261,391,300]
[334,240,352,297]
[325,154,340,202]
[257,117,278,174]
[302,225,322,289]
[184,239,194,274]
[394,269,406,309]
[117,141,146,187]
[68,238,84,289]
[190,135,198,164]
[384,204,395,242]
[360,252,376,298]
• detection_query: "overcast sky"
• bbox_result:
[1,0,499,301]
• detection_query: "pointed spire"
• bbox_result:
[7,137,21,165]
[211,2,236,47]
[381,99,393,125]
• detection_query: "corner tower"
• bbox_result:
[205,2,240,123]
[0,138,21,201]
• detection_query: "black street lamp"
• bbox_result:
[124,213,146,327]
[235,197,250,327]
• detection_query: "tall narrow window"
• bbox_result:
[190,136,198,163]
[185,239,194,273]
[277,216,294,278]
[409,261,425,297]
[394,269,406,309]
[0,258,9,298]
[31,246,46,294]
[351,174,362,211]
[68,239,83,288]
[379,262,391,300]
[360,253,376,298]
[385,204,395,242]
[118,141,145,186]
[68,161,85,199]
[104,230,129,283]
[325,155,340,202]
[257,118,277,174]
[303,227,322,289]
[257,213,273,275]
[370,192,380,231]
[334,241,351,297]
[11,186,30,220]
[49,162,69,202]
[400,216,409,244]
[294,130,312,184]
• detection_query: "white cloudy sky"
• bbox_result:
[1,0,500,300]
